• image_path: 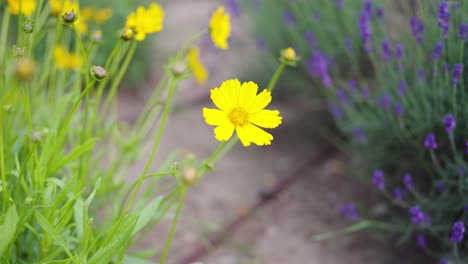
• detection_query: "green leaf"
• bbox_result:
[122,255,154,264]
[49,137,99,174]
[35,210,73,258]
[132,196,163,236]
[311,220,372,241]
[0,206,19,256]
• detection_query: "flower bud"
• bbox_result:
[121,28,134,41]
[15,57,35,81]
[280,47,299,66]
[171,61,187,77]
[90,65,107,81]
[62,10,78,24]
[24,23,34,34]
[11,46,25,58]
[182,167,198,186]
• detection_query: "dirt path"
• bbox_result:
[117,1,426,263]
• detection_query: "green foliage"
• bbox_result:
[244,0,468,262]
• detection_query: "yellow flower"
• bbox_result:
[49,0,78,17]
[187,47,208,85]
[203,79,282,147]
[209,7,231,50]
[125,3,164,41]
[94,8,112,24]
[7,0,37,16]
[54,46,82,70]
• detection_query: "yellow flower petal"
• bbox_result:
[236,123,273,147]
[220,79,241,106]
[214,123,235,141]
[238,81,258,109]
[187,47,208,85]
[125,3,164,42]
[7,0,37,16]
[248,89,272,114]
[203,108,228,126]
[209,7,231,50]
[250,110,282,129]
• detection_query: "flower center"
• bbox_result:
[228,107,249,126]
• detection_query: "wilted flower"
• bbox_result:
[450,221,465,243]
[372,170,385,190]
[424,133,438,150]
[443,114,456,133]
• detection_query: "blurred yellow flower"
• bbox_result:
[54,46,82,71]
[7,0,37,16]
[209,7,231,50]
[49,0,78,17]
[93,8,112,24]
[125,3,164,41]
[203,79,282,147]
[187,47,208,85]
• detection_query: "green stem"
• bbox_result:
[0,9,11,64]
[267,62,286,92]
[0,111,6,209]
[159,189,186,264]
[125,78,178,212]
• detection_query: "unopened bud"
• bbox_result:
[280,47,299,66]
[15,57,35,81]
[121,28,134,41]
[62,10,78,24]
[90,65,107,81]
[182,167,198,186]
[171,61,187,77]
[24,23,34,34]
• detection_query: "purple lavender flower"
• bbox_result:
[424,133,438,150]
[395,44,404,59]
[416,234,426,248]
[443,114,456,133]
[436,182,446,193]
[444,63,451,73]
[349,80,357,93]
[305,31,316,48]
[465,140,468,154]
[398,80,406,97]
[381,39,392,61]
[359,11,372,52]
[418,69,425,82]
[345,36,353,53]
[450,221,465,243]
[403,173,414,191]
[328,101,343,119]
[410,16,424,44]
[307,51,332,87]
[376,6,384,21]
[283,11,295,26]
[361,86,370,99]
[431,42,444,60]
[453,63,463,85]
[377,94,391,110]
[393,187,406,201]
[409,205,431,225]
[363,0,373,19]
[437,1,450,37]
[394,102,403,117]
[336,0,344,10]
[459,167,465,177]
[313,11,321,21]
[339,203,360,220]
[224,0,241,17]
[440,259,448,264]
[353,127,366,143]
[372,170,385,190]
[336,88,349,105]
[460,24,468,40]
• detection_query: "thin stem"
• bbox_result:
[267,62,286,92]
[0,111,6,209]
[159,189,186,264]
[125,78,178,212]
[0,9,11,64]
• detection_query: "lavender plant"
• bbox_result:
[242,0,468,262]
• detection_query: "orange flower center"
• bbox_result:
[228,107,249,126]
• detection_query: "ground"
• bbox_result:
[116,1,426,263]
